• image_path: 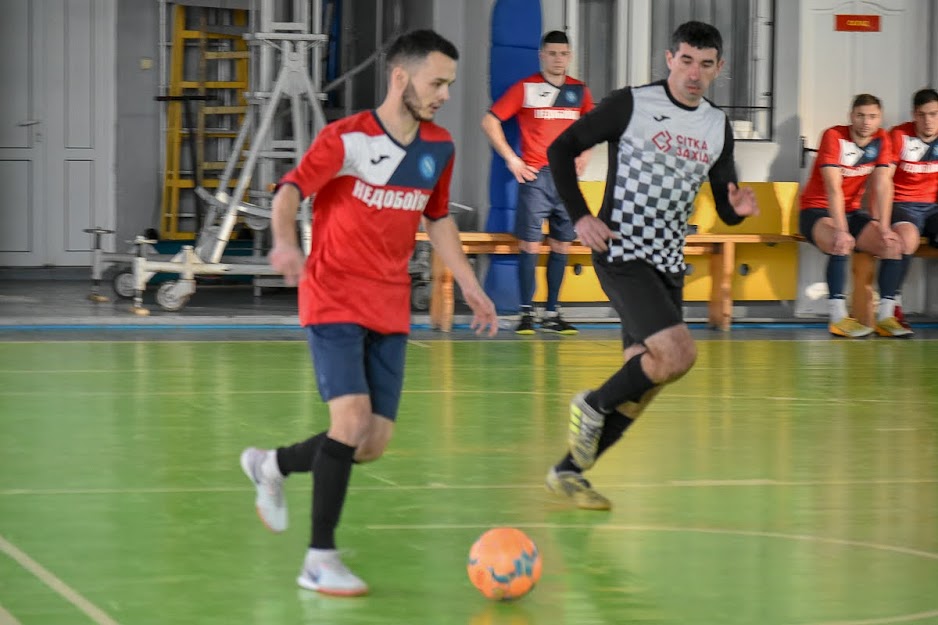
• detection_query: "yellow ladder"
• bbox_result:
[160,4,249,240]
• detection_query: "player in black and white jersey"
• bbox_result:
[542,21,759,509]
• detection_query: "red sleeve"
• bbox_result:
[278,123,345,199]
[815,128,841,167]
[489,81,524,121]
[889,127,902,163]
[581,86,595,114]
[423,154,453,221]
[876,130,892,166]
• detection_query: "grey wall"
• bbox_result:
[434,0,495,229]
[115,0,162,244]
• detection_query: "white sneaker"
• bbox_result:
[297,550,369,596]
[240,447,287,533]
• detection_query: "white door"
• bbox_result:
[0,0,115,267]
[0,0,44,265]
[799,0,931,149]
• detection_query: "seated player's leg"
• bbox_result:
[800,208,870,337]
[925,207,938,248]
[887,203,924,333]
[854,214,912,338]
[514,179,550,334]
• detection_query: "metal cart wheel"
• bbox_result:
[156,281,190,312]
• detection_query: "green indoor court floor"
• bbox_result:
[1,334,937,625]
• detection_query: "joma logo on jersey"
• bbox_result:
[352,180,431,211]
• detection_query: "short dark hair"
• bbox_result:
[912,88,938,109]
[541,30,569,48]
[670,21,723,60]
[386,29,458,71]
[852,93,882,109]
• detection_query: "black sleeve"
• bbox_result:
[547,87,634,223]
[708,117,743,226]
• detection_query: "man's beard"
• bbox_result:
[403,82,433,122]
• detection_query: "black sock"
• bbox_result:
[310,437,356,550]
[826,254,848,298]
[589,355,656,412]
[898,254,913,286]
[595,410,635,457]
[878,258,904,300]
[276,432,327,476]
[555,410,635,473]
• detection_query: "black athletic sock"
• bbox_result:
[555,411,635,474]
[589,355,656,412]
[826,254,848,299]
[595,410,635,457]
[310,437,356,550]
[878,258,904,300]
[898,254,913,287]
[276,432,327,476]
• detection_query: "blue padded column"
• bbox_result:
[482,0,541,314]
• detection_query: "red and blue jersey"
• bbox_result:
[890,122,938,202]
[800,125,891,212]
[490,73,593,170]
[280,110,453,334]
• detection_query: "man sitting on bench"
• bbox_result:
[884,88,938,335]
[799,94,907,338]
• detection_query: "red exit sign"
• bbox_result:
[835,14,880,32]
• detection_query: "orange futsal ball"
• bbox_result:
[467,527,542,600]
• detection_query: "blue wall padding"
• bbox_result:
[483,0,541,314]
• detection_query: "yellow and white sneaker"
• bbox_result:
[875,316,914,338]
[828,317,873,338]
[545,467,612,511]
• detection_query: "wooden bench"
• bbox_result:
[851,237,938,327]
[416,231,803,332]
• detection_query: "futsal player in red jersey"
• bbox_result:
[240,30,497,596]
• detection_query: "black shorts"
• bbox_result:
[799,208,874,246]
[594,257,684,348]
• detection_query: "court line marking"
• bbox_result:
[0,388,934,408]
[1,477,935,497]
[361,522,938,561]
[0,603,22,625]
[0,534,121,625]
[365,522,938,625]
[806,610,938,625]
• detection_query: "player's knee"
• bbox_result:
[648,339,696,382]
[518,240,541,254]
[354,444,385,463]
[548,238,571,253]
[669,341,697,378]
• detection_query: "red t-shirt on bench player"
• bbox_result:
[800,125,891,212]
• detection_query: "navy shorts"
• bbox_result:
[514,168,576,243]
[305,323,408,421]
[799,208,874,246]
[594,257,684,348]
[892,202,938,234]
